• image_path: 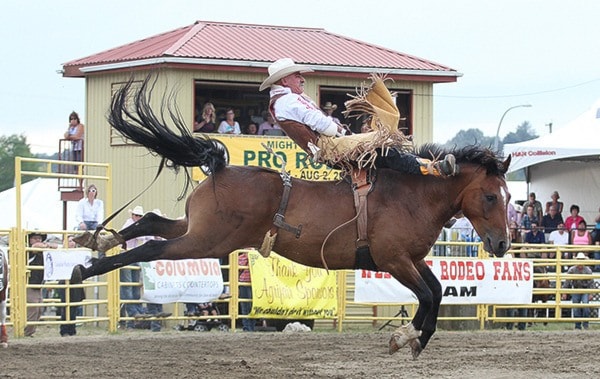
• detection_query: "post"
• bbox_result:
[494,104,532,152]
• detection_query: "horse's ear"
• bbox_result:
[501,155,512,173]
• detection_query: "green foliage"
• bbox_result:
[442,128,495,149]
[501,121,538,145]
[0,134,43,192]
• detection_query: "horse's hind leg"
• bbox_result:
[74,212,188,252]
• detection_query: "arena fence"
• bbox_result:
[3,231,600,338]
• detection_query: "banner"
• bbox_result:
[248,251,338,319]
[140,259,223,304]
[192,135,343,181]
[355,258,533,304]
[43,249,92,281]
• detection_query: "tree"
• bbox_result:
[443,128,495,149]
[0,134,41,192]
[501,121,538,146]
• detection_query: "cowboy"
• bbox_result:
[259,58,458,177]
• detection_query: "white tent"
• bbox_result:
[0,178,79,231]
[504,100,600,221]
[504,99,600,172]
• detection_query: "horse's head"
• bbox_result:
[454,150,512,257]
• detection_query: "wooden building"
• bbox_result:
[62,20,460,225]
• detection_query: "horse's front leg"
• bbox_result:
[386,260,433,359]
[408,260,442,359]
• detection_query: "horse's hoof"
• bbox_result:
[73,232,97,250]
[389,323,422,354]
[388,334,401,355]
[70,265,83,284]
[409,338,423,360]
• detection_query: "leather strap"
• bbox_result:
[351,168,372,247]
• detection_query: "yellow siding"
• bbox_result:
[83,68,435,227]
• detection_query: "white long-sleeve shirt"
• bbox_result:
[75,198,104,224]
[270,85,338,137]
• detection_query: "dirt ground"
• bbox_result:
[2,326,599,378]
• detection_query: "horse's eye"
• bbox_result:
[485,194,497,202]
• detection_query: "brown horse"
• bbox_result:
[71,79,511,359]
[0,249,8,348]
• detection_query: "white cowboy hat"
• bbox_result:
[129,205,144,216]
[259,58,313,91]
[322,101,337,111]
[575,252,588,260]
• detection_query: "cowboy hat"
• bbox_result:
[28,230,47,241]
[322,102,337,111]
[575,252,588,260]
[129,205,144,216]
[259,58,313,91]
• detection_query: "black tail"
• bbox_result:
[108,76,227,176]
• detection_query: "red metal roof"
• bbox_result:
[63,21,458,81]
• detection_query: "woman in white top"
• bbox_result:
[75,184,104,231]
[217,108,241,134]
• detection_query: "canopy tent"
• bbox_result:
[0,178,78,231]
[504,99,600,172]
[503,100,600,222]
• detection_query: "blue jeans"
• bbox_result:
[120,267,144,327]
[571,293,590,329]
[239,284,254,331]
[506,308,527,330]
[147,303,163,332]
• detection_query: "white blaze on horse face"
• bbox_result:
[500,184,511,236]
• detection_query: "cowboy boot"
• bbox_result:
[418,154,459,177]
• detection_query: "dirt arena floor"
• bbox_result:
[2,327,599,378]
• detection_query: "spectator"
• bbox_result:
[321,101,340,124]
[120,205,149,329]
[507,202,521,225]
[64,111,84,162]
[544,191,564,217]
[522,192,543,224]
[144,209,172,331]
[238,252,255,331]
[194,102,217,133]
[243,122,259,135]
[548,223,569,264]
[571,220,591,261]
[25,231,59,337]
[75,184,104,231]
[257,113,282,135]
[504,253,527,330]
[564,204,585,231]
[561,252,594,330]
[520,204,538,240]
[541,205,564,234]
[217,108,241,134]
[57,237,83,337]
[524,222,545,244]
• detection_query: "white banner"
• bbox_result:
[140,259,223,304]
[355,258,533,304]
[43,249,92,281]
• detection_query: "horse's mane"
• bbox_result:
[415,143,506,175]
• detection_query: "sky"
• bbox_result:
[2,0,600,155]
